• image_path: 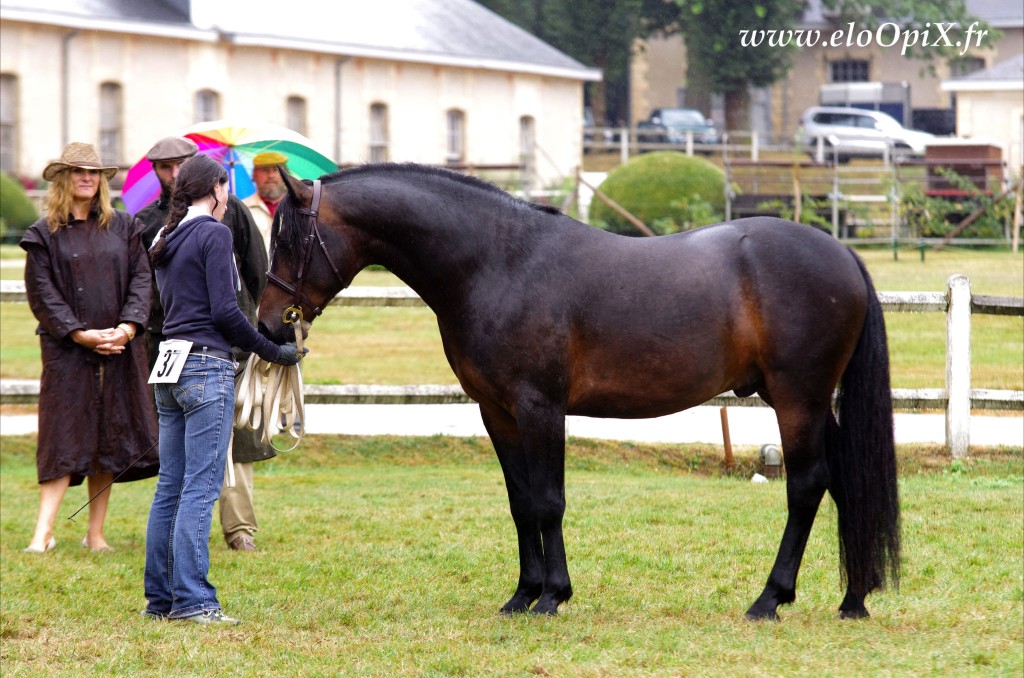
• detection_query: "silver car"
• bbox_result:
[799,106,934,162]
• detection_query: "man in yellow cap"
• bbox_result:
[243,151,289,253]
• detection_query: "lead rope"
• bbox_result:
[233,318,306,452]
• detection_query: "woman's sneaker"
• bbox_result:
[183,609,241,625]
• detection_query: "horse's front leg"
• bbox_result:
[480,395,573,616]
[479,404,545,614]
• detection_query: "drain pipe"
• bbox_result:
[61,29,79,147]
[334,56,349,166]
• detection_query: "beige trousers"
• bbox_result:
[220,461,257,543]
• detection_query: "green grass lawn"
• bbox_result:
[1,436,1021,676]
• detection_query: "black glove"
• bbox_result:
[273,342,307,366]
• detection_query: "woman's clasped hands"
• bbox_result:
[70,326,133,355]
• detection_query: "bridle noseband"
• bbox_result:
[266,179,345,325]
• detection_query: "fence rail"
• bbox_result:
[1,279,1021,456]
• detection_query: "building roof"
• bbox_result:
[0,0,601,81]
[965,0,1024,29]
[799,0,1024,29]
[942,53,1024,91]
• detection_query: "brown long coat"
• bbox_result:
[21,210,159,485]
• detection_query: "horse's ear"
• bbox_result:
[280,166,312,206]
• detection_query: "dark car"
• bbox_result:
[642,108,719,146]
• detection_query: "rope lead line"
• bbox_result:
[234,327,306,452]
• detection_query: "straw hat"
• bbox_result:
[252,151,289,168]
[43,142,118,181]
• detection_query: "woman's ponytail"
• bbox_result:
[148,155,228,268]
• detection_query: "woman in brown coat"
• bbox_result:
[21,142,159,553]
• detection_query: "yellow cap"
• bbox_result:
[252,151,288,167]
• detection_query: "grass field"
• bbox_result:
[1,241,1021,674]
[1,436,1021,676]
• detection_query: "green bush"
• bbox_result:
[589,152,725,236]
[899,168,1012,239]
[0,172,39,243]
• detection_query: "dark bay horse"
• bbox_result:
[258,163,900,620]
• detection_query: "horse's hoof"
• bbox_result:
[838,607,870,620]
[745,605,780,622]
[530,601,560,616]
[499,595,534,615]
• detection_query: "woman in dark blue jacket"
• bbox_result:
[142,154,301,625]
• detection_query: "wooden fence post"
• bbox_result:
[1013,180,1022,254]
[719,407,734,469]
[946,274,971,457]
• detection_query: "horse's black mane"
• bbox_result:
[323,163,559,214]
[274,163,560,255]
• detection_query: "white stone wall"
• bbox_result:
[0,19,585,189]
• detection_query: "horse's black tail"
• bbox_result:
[827,251,901,596]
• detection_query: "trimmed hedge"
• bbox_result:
[0,172,39,243]
[589,152,725,236]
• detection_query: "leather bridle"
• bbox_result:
[265,179,345,326]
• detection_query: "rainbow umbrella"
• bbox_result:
[121,119,338,214]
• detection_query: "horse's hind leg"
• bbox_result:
[746,401,831,621]
[479,403,545,614]
[513,393,573,615]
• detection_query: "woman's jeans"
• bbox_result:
[144,354,234,619]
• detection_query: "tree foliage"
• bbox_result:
[476,0,678,124]
[676,1,805,93]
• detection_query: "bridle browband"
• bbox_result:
[265,179,345,325]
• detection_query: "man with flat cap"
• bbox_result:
[243,151,289,254]
[135,136,274,552]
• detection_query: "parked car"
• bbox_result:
[799,106,935,162]
[639,108,720,148]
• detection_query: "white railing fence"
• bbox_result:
[1,276,1021,456]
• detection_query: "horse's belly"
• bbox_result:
[566,361,733,419]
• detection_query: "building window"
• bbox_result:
[829,59,869,82]
[0,74,16,173]
[287,96,307,135]
[446,109,465,164]
[369,103,388,163]
[194,89,220,124]
[949,56,985,78]
[99,82,122,166]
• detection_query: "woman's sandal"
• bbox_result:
[23,536,57,553]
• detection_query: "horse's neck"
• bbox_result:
[345,173,534,310]
[373,219,483,309]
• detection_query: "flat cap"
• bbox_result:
[253,151,289,167]
[146,136,199,162]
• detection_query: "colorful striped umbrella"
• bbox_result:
[121,119,338,214]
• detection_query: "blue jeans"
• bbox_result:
[144,354,235,619]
